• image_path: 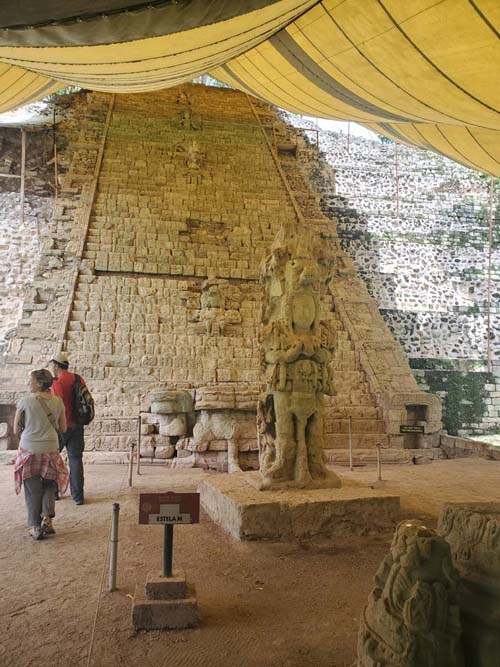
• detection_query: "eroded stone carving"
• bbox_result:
[358,519,464,667]
[143,384,259,472]
[192,279,242,337]
[438,503,500,667]
[179,108,201,130]
[192,410,253,473]
[258,224,341,489]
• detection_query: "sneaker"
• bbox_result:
[41,516,55,535]
[29,526,44,541]
[75,499,84,506]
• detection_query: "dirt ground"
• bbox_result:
[1,458,499,667]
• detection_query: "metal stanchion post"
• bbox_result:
[376,444,382,482]
[348,416,353,471]
[128,442,135,488]
[136,414,141,475]
[109,503,120,592]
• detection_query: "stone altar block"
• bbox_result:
[199,472,400,540]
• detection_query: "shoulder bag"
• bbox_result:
[36,396,60,434]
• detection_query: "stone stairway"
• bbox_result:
[1,84,441,457]
[0,93,112,401]
[262,130,390,452]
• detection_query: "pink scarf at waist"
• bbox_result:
[14,447,69,496]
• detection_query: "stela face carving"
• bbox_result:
[257,224,341,490]
[358,520,464,667]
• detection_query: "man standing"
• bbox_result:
[50,353,86,505]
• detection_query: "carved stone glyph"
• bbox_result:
[358,520,464,667]
[191,279,242,337]
[192,410,255,473]
[258,224,341,490]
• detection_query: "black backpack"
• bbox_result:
[72,374,95,426]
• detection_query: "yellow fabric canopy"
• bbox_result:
[0,0,498,174]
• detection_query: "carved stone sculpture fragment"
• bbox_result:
[358,520,464,667]
[438,503,500,667]
[258,224,341,489]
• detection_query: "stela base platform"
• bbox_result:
[198,472,401,541]
[132,570,199,631]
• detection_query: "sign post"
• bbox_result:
[133,492,200,630]
[139,492,200,578]
[164,524,173,577]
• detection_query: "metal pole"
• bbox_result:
[395,143,400,223]
[53,106,58,199]
[20,128,26,226]
[109,503,120,592]
[376,444,382,482]
[348,416,353,471]
[54,142,59,200]
[136,414,142,475]
[486,176,494,373]
[128,442,135,487]
[163,524,173,577]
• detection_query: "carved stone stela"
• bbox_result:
[438,503,500,667]
[358,520,464,667]
[258,224,341,490]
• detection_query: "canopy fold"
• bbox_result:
[0,0,498,174]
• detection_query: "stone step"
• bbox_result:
[324,418,385,434]
[333,392,377,407]
[332,370,365,385]
[324,406,383,419]
[324,433,389,449]
[324,447,445,465]
[333,381,371,395]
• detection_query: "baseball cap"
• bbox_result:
[50,353,69,366]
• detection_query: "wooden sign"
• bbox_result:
[139,492,200,525]
[400,424,425,434]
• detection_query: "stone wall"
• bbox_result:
[0,193,50,354]
[286,114,500,437]
[0,85,441,460]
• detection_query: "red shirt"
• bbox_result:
[51,370,85,429]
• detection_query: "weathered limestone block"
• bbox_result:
[150,389,193,414]
[158,414,187,437]
[140,444,155,458]
[154,446,176,459]
[0,422,9,451]
[195,385,236,410]
[358,519,464,667]
[438,503,500,667]
[176,436,206,453]
[191,410,257,473]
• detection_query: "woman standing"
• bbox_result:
[14,369,68,540]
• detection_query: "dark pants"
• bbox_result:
[24,476,56,527]
[59,425,85,502]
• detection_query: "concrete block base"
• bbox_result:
[145,570,188,600]
[199,472,400,540]
[132,570,199,631]
[132,587,198,630]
